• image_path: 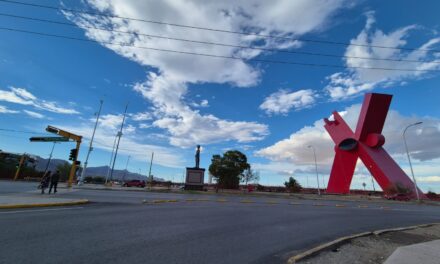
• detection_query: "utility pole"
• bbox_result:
[79,99,103,185]
[105,132,119,184]
[44,142,57,175]
[109,103,129,184]
[122,155,131,183]
[148,152,154,188]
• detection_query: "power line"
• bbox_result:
[1,12,438,65]
[1,0,439,54]
[1,26,439,73]
[0,128,41,134]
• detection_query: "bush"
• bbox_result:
[384,182,412,195]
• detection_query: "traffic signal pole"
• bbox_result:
[67,140,81,187]
[13,154,26,181]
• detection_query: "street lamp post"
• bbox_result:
[403,121,423,202]
[308,145,320,195]
[79,99,103,185]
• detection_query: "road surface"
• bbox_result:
[1,181,439,263]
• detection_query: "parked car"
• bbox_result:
[384,193,411,201]
[123,180,145,188]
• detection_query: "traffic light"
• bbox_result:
[69,149,77,161]
[74,160,81,166]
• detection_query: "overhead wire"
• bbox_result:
[1,26,439,73]
[0,12,438,65]
[0,0,439,53]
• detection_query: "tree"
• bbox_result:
[242,168,260,185]
[284,177,302,193]
[209,150,250,189]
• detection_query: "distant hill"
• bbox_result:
[33,156,164,182]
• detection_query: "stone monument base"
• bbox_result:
[185,167,205,191]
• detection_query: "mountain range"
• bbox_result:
[33,156,165,181]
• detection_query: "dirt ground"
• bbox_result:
[299,224,440,264]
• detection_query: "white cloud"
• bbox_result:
[139,123,151,129]
[260,89,316,115]
[0,87,79,114]
[0,87,34,105]
[325,12,440,100]
[0,105,19,114]
[67,0,349,147]
[131,111,153,121]
[23,110,45,119]
[134,73,269,147]
[97,114,123,130]
[255,103,440,186]
[417,176,440,183]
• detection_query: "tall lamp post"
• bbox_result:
[308,145,320,195]
[79,99,103,185]
[403,121,423,202]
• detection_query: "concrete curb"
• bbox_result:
[0,199,89,209]
[287,223,440,263]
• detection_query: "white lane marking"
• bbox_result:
[0,207,84,214]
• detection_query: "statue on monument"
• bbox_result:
[195,145,201,168]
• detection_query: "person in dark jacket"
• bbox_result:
[40,171,51,194]
[49,170,60,194]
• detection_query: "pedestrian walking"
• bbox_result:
[49,170,60,194]
[40,171,50,194]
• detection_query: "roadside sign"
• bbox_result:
[29,136,70,142]
[46,125,60,134]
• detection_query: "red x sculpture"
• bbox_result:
[324,93,425,198]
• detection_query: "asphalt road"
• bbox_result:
[1,181,440,264]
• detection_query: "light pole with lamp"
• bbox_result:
[403,121,423,202]
[308,145,320,195]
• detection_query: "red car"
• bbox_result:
[123,180,145,188]
[384,193,411,201]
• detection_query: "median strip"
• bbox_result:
[143,199,179,204]
[0,199,89,209]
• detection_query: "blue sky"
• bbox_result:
[1,0,440,191]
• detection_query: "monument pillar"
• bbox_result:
[185,145,205,190]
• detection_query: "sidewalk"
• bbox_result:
[384,239,440,264]
[0,190,89,209]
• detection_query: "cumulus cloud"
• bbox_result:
[260,89,316,115]
[0,87,79,114]
[256,103,440,176]
[58,122,185,168]
[67,0,349,147]
[0,105,19,114]
[134,72,269,147]
[325,12,440,100]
